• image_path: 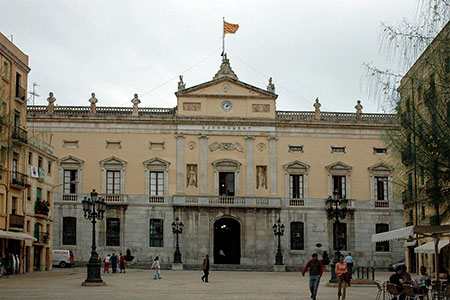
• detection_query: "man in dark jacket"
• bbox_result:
[302,253,324,300]
[111,253,118,273]
[201,254,210,283]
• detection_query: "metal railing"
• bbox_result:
[149,196,165,203]
[289,198,305,207]
[9,214,25,229]
[34,232,49,244]
[11,171,28,187]
[12,127,28,144]
[375,200,389,208]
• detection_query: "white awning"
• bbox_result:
[372,226,415,242]
[0,230,37,242]
[414,240,450,254]
[404,240,416,247]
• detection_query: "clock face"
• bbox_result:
[221,101,232,112]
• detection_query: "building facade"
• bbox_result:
[28,57,404,268]
[397,21,450,274]
[0,32,56,274]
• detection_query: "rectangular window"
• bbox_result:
[421,205,426,221]
[150,171,164,196]
[331,146,346,153]
[106,141,122,149]
[288,145,303,153]
[290,222,304,250]
[106,218,120,246]
[333,222,347,251]
[375,224,390,252]
[62,217,77,245]
[63,140,79,149]
[106,171,121,194]
[11,196,17,215]
[289,174,304,199]
[219,172,235,196]
[332,175,346,198]
[375,177,388,201]
[47,191,51,203]
[28,152,32,164]
[373,147,387,154]
[15,72,22,99]
[38,156,43,168]
[36,187,41,201]
[48,161,52,174]
[63,170,78,194]
[149,219,164,247]
[149,142,165,150]
[13,111,20,128]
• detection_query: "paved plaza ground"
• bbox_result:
[0,267,390,300]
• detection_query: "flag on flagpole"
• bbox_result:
[224,21,239,35]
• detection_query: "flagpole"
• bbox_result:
[222,17,225,56]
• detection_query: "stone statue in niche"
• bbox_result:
[257,166,266,189]
[187,165,197,187]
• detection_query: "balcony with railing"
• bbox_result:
[11,171,28,188]
[173,195,281,208]
[9,214,25,229]
[289,198,305,207]
[12,127,28,144]
[62,194,78,202]
[102,194,126,204]
[375,200,390,208]
[149,196,166,204]
[34,232,49,244]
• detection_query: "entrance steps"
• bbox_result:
[183,264,276,272]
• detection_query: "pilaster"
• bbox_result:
[268,136,278,196]
[175,133,185,194]
[245,136,255,196]
[198,134,208,195]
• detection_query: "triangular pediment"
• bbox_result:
[176,77,277,99]
[368,162,393,173]
[58,155,84,165]
[100,156,127,167]
[325,161,352,171]
[283,160,310,171]
[143,157,170,167]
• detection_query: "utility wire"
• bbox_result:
[118,48,221,107]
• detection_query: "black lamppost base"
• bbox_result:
[173,248,182,264]
[275,251,284,265]
[82,261,106,286]
[329,250,341,283]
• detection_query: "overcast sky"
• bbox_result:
[1,0,417,113]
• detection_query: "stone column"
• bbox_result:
[198,134,208,195]
[268,136,278,196]
[175,133,185,194]
[245,136,255,196]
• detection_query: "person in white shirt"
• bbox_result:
[343,253,354,277]
[103,254,111,273]
[152,256,161,279]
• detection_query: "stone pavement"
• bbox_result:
[0,267,390,300]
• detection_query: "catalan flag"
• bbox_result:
[224,21,239,35]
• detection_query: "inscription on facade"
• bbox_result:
[201,125,252,131]
[252,104,270,113]
[183,102,201,111]
[209,142,244,152]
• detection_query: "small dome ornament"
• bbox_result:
[267,77,275,93]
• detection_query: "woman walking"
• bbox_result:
[335,254,348,300]
[152,256,161,279]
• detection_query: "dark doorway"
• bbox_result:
[408,246,417,273]
[214,218,240,264]
[219,172,234,196]
[34,246,41,271]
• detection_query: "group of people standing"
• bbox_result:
[102,253,126,274]
[302,253,354,300]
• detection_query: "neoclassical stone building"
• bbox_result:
[27,57,404,268]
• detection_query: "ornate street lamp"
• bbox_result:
[325,190,348,283]
[273,218,285,265]
[81,189,106,286]
[171,217,184,264]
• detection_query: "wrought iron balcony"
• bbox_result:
[11,171,28,188]
[9,214,25,229]
[12,127,28,144]
[34,232,49,244]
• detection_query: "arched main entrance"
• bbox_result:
[214,218,240,264]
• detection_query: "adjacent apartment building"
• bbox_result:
[27,55,404,268]
[0,32,56,274]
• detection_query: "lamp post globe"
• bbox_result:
[81,189,106,286]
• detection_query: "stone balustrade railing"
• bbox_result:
[173,195,281,208]
[27,105,396,124]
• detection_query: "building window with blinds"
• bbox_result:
[290,222,304,250]
[64,170,78,194]
[106,218,120,246]
[289,174,304,199]
[62,217,77,245]
[150,171,164,196]
[149,219,164,247]
[106,171,121,194]
[375,177,388,201]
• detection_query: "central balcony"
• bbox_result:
[34,232,49,244]
[12,127,28,144]
[11,171,29,189]
[173,195,281,208]
[9,214,25,229]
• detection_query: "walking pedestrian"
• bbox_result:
[103,254,111,273]
[302,253,323,300]
[119,253,126,273]
[344,253,354,277]
[111,253,118,273]
[201,254,210,283]
[152,256,161,279]
[336,255,348,300]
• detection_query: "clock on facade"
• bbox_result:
[221,101,232,112]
